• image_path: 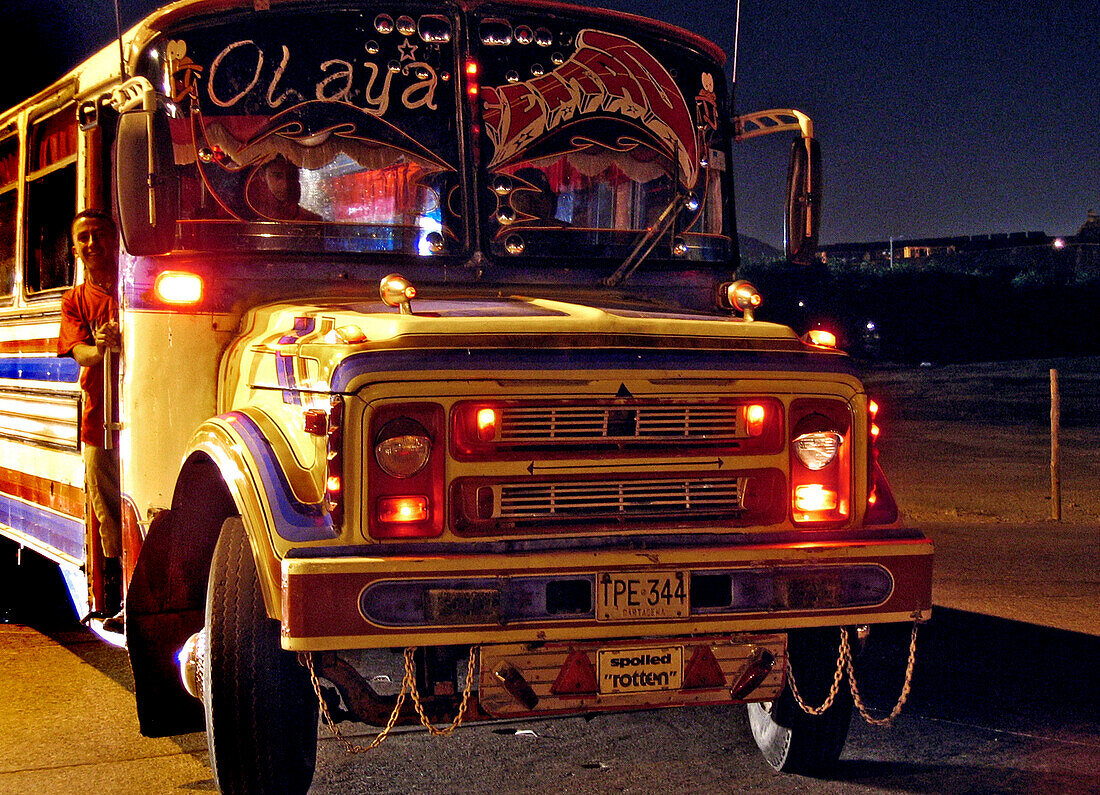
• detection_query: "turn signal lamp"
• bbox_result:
[154,271,203,305]
[377,496,429,523]
[794,484,838,512]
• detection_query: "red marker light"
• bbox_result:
[477,407,498,441]
[465,59,480,98]
[744,404,766,437]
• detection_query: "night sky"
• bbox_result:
[5,0,1098,248]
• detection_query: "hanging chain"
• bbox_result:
[788,618,921,726]
[847,621,919,725]
[786,628,849,716]
[406,646,479,736]
[301,645,478,754]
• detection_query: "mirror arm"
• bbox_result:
[733,108,814,142]
[142,87,159,227]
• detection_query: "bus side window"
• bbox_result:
[0,136,17,299]
[25,108,77,295]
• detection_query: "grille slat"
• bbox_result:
[496,404,742,442]
[498,478,745,519]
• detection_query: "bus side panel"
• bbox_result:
[0,315,93,612]
[0,318,86,555]
[120,309,231,532]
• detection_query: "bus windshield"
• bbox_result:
[473,12,732,265]
[139,6,462,255]
[136,4,732,266]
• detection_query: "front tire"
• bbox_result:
[202,517,318,794]
[747,627,853,776]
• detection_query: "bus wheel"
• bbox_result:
[202,517,318,794]
[746,628,853,777]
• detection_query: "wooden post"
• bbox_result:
[1050,368,1061,521]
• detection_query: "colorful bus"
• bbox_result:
[0,0,932,791]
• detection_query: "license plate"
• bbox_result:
[597,570,688,621]
[597,646,684,694]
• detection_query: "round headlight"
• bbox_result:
[793,431,843,471]
[375,419,432,477]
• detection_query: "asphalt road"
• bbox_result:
[1,521,1098,794]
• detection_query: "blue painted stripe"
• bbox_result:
[331,347,855,391]
[276,353,302,405]
[0,357,80,383]
[0,492,85,561]
[221,412,338,542]
[275,317,315,405]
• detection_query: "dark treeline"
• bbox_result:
[738,241,1100,364]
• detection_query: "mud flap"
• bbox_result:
[126,509,213,737]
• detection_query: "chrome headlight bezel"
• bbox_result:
[374,418,432,478]
[792,431,844,471]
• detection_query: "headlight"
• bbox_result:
[374,419,432,477]
[793,431,843,470]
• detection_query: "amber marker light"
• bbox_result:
[868,398,881,442]
[154,271,203,305]
[794,484,838,512]
[378,496,429,523]
[806,329,837,348]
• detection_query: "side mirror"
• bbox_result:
[785,136,822,265]
[114,107,178,255]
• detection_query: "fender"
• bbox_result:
[126,408,335,737]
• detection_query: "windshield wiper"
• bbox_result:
[603,191,688,287]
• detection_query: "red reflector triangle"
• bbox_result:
[682,645,725,689]
[550,649,598,695]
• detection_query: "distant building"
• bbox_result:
[820,231,1050,267]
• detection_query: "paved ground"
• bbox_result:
[2,512,1097,794]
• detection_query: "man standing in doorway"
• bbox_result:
[58,208,123,633]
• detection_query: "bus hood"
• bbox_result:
[228,295,850,397]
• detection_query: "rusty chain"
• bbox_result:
[301,645,478,753]
[788,618,921,726]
